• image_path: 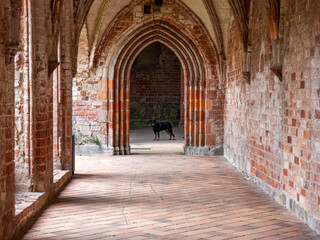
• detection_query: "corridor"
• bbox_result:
[23,129,319,240]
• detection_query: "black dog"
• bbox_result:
[150,120,175,140]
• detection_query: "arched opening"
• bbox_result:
[103,22,208,155]
[129,41,184,154]
[73,1,223,157]
[130,42,182,128]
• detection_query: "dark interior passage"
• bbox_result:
[130,42,182,128]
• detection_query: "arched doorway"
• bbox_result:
[129,41,184,154]
[130,42,182,128]
[103,22,206,155]
[89,0,223,156]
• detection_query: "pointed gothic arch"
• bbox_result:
[97,16,223,155]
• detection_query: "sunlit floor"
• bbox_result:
[23,128,320,239]
[130,127,184,155]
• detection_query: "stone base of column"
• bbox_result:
[75,145,131,156]
[75,145,114,156]
[184,145,224,156]
[114,146,131,155]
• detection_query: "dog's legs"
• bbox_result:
[168,127,175,140]
[165,129,171,140]
[154,131,157,141]
[171,129,175,140]
[157,131,160,141]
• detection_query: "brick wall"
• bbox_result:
[224,18,248,174]
[225,0,320,233]
[130,42,181,127]
[281,0,320,230]
[72,24,106,147]
[247,0,283,192]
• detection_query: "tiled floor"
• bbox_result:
[23,129,320,240]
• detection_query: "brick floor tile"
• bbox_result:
[22,152,320,240]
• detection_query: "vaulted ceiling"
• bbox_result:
[73,0,250,61]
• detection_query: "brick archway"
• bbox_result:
[102,21,212,155]
[90,0,224,156]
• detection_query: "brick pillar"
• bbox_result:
[30,0,53,192]
[199,86,205,146]
[179,67,184,126]
[59,0,73,170]
[107,79,114,153]
[0,48,16,240]
[0,0,21,238]
[184,69,191,146]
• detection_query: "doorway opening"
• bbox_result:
[129,42,184,154]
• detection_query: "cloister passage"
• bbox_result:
[2,0,320,239]
[23,134,320,239]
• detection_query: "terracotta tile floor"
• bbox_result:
[23,129,320,240]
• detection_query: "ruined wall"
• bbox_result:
[130,42,181,127]
[225,0,320,233]
[224,17,248,174]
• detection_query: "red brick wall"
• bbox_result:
[225,0,320,232]
[130,42,181,127]
[247,0,283,191]
[281,0,320,227]
[224,18,247,173]
[72,24,105,146]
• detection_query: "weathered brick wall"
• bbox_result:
[281,0,320,231]
[311,17,320,228]
[224,17,248,174]
[130,42,181,127]
[247,0,283,192]
[225,0,320,233]
[73,24,105,147]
